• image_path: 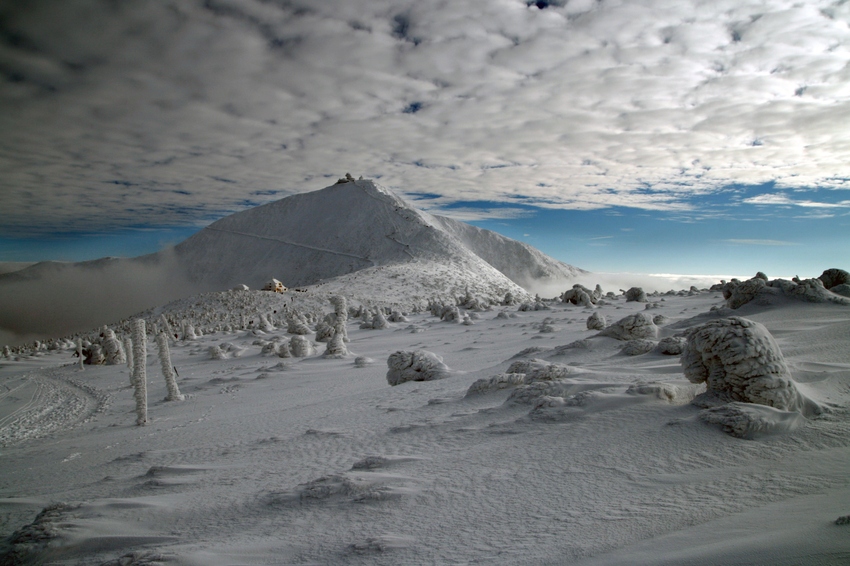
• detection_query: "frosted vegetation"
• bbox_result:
[1,267,849,564]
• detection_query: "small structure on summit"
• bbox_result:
[262,279,287,293]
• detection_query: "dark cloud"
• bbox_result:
[1,0,849,236]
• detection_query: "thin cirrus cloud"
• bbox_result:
[724,239,799,246]
[1,0,849,239]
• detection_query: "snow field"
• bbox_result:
[0,288,849,565]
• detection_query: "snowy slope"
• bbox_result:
[173,178,580,292]
[0,179,582,345]
[1,282,848,565]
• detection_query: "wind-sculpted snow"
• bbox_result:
[386,350,451,386]
[681,317,821,416]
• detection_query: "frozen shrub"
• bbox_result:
[314,320,335,342]
[625,287,648,302]
[85,343,106,365]
[290,335,315,358]
[656,336,687,355]
[354,356,373,368]
[681,317,821,415]
[261,342,279,356]
[388,310,408,323]
[754,271,768,281]
[182,322,197,341]
[586,312,606,330]
[323,331,348,358]
[330,296,349,342]
[287,312,313,335]
[561,284,596,306]
[621,340,656,356]
[371,310,389,329]
[506,359,570,382]
[209,345,227,360]
[818,268,849,290]
[599,312,658,340]
[466,373,527,396]
[517,301,549,311]
[386,350,450,386]
[786,278,850,304]
[441,306,462,323]
[726,277,767,309]
[259,313,275,332]
[277,340,292,358]
[502,291,518,306]
[101,328,127,365]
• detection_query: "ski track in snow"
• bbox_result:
[0,366,107,447]
[1,290,849,565]
[203,226,379,267]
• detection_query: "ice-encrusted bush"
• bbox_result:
[726,277,767,309]
[517,301,549,311]
[561,285,595,306]
[441,305,462,323]
[625,287,648,302]
[323,331,348,358]
[725,275,850,309]
[290,335,316,357]
[314,320,335,343]
[506,359,570,382]
[330,296,349,342]
[598,312,658,340]
[586,312,606,330]
[388,310,408,323]
[818,268,849,290]
[209,345,228,360]
[466,373,527,396]
[371,310,389,329]
[277,340,292,358]
[681,317,821,415]
[656,336,687,355]
[386,350,450,386]
[101,328,127,365]
[287,312,313,335]
[621,339,656,356]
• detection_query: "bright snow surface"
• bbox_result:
[1,284,849,564]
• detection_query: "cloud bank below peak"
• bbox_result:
[1,0,850,236]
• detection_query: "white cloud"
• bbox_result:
[744,194,850,208]
[724,239,799,246]
[2,0,850,235]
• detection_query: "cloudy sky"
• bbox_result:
[1,0,848,276]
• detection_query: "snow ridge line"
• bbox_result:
[203,227,378,266]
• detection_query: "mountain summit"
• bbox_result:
[0,178,583,344]
[174,178,583,293]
